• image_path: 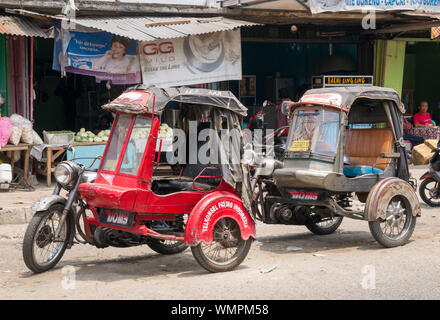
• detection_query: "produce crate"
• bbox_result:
[43,131,75,145]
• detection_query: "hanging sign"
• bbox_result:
[310,0,440,14]
[52,21,141,84]
[138,29,242,87]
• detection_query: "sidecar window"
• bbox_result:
[120,116,152,175]
[101,114,132,172]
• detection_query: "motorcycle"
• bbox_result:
[244,86,420,248]
[419,143,440,207]
[22,86,256,273]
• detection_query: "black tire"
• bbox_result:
[191,217,253,273]
[22,204,72,273]
[147,239,188,255]
[306,216,343,235]
[368,195,417,248]
[419,178,440,207]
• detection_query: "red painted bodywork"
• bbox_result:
[77,89,255,245]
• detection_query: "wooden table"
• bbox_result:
[0,143,32,184]
[37,142,107,186]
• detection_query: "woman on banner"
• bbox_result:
[93,35,139,74]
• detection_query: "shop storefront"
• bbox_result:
[0,15,47,119]
[1,12,259,187]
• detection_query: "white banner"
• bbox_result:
[310,0,440,13]
[139,30,242,87]
[91,0,219,6]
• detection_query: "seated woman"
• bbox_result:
[413,101,434,128]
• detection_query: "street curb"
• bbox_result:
[0,206,33,225]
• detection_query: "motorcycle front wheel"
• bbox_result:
[419,177,440,207]
[22,204,72,273]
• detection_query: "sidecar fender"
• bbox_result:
[31,195,66,213]
[184,191,256,246]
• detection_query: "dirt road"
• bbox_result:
[1,208,440,299]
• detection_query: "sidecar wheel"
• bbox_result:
[368,195,416,248]
[191,217,252,273]
[147,239,188,255]
[306,216,343,235]
[22,204,72,273]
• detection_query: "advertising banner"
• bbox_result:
[310,0,440,14]
[138,29,242,87]
[53,22,141,84]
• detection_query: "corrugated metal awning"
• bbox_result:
[0,15,47,38]
[64,16,260,41]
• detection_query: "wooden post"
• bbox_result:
[24,147,30,185]
[46,148,51,186]
[10,150,15,181]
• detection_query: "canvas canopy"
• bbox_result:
[102,86,247,116]
[294,86,404,114]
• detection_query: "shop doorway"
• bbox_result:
[402,41,440,122]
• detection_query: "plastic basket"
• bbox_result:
[43,131,75,145]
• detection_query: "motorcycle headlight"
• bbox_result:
[54,162,77,187]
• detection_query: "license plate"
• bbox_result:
[99,209,134,228]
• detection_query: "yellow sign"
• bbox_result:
[290,140,310,152]
[324,76,373,86]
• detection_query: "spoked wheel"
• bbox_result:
[147,239,188,255]
[369,195,416,248]
[191,217,252,273]
[306,216,343,235]
[419,178,440,207]
[22,204,72,273]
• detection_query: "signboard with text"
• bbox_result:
[53,21,141,84]
[312,75,374,88]
[138,29,242,87]
[310,0,440,14]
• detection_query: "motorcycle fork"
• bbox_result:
[54,175,82,246]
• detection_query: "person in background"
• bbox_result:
[93,113,113,135]
[403,117,424,149]
[413,101,434,128]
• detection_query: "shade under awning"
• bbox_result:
[60,16,260,41]
[0,16,47,38]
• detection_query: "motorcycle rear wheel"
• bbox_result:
[22,204,72,273]
[306,216,343,235]
[147,239,188,255]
